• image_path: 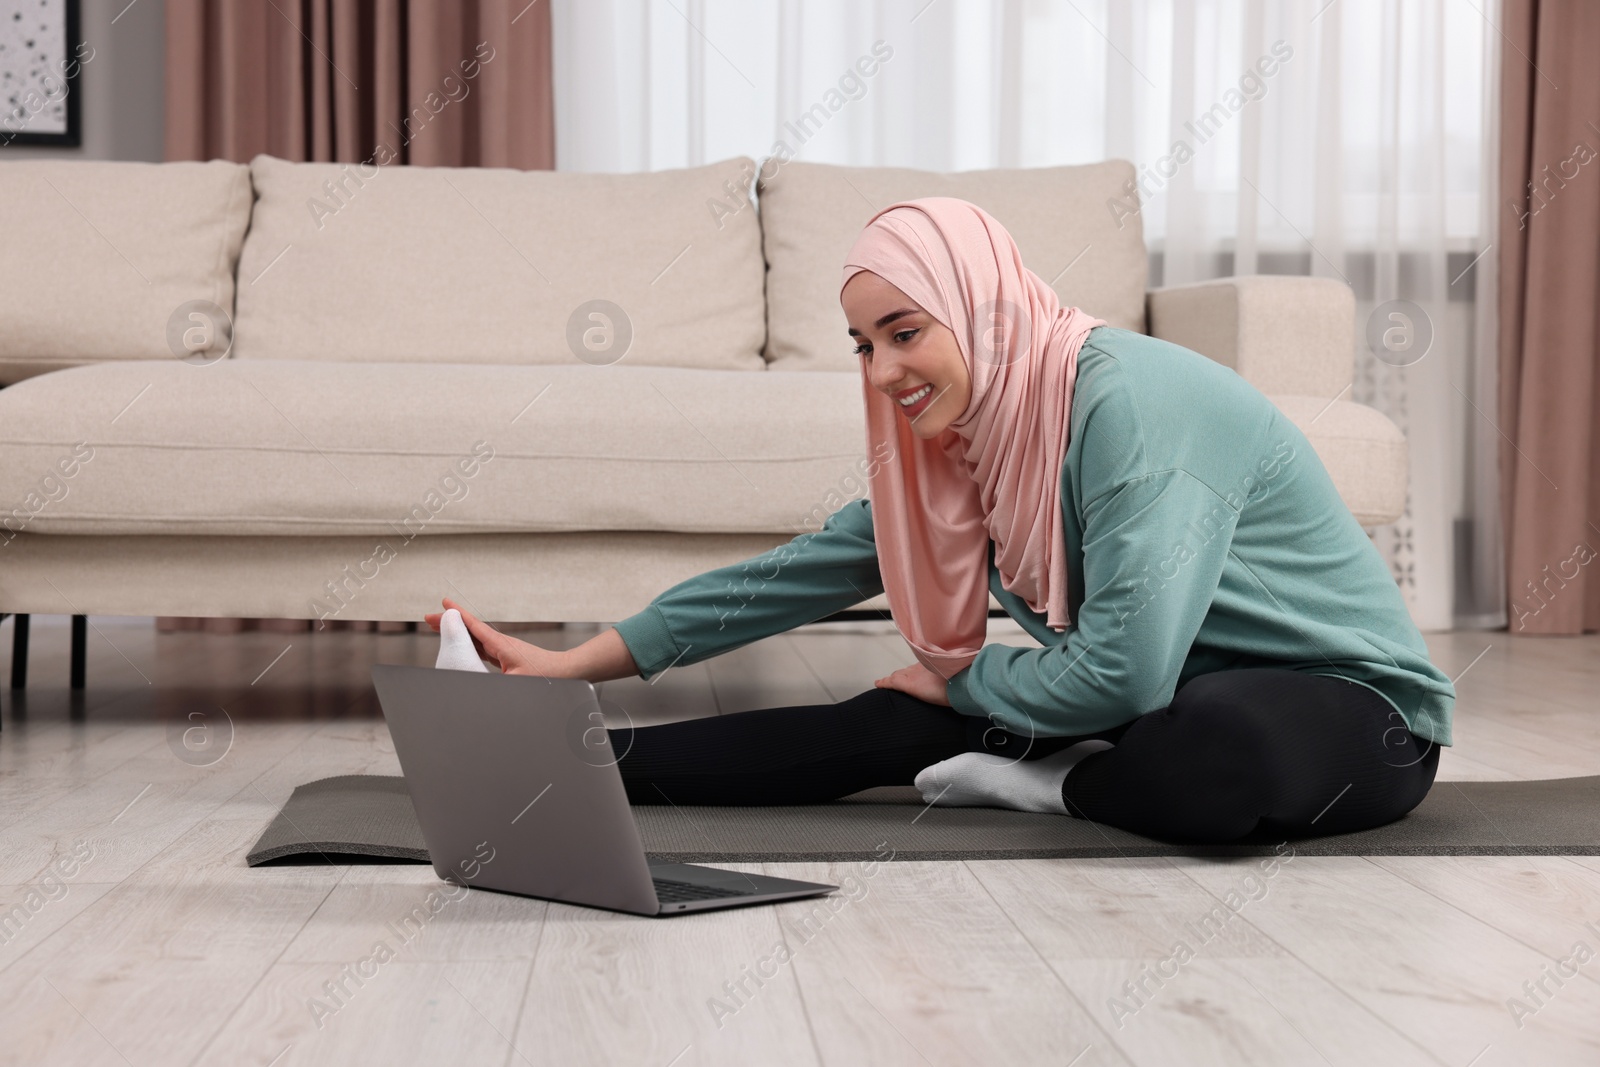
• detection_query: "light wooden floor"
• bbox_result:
[2,615,1598,1066]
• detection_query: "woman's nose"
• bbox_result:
[869,354,901,392]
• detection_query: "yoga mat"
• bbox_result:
[246,773,1600,864]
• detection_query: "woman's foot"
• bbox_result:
[435,608,490,673]
[913,740,1114,815]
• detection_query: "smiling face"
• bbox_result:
[841,270,972,439]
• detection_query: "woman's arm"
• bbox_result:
[428,498,884,683]
[611,497,884,680]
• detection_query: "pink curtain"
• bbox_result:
[1498,0,1600,635]
[164,0,554,168]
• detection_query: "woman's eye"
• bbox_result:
[893,329,919,344]
[852,344,870,358]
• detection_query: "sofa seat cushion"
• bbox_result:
[757,159,1148,372]
[0,361,874,538]
[0,365,1407,539]
[0,160,252,386]
[1270,395,1408,526]
[235,154,767,372]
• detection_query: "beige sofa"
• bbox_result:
[0,154,1404,631]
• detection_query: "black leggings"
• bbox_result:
[610,667,1441,844]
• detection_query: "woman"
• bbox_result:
[426,197,1454,845]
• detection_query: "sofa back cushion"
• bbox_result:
[757,159,1146,372]
[0,160,251,385]
[234,154,766,372]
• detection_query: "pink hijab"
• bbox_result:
[839,197,1105,680]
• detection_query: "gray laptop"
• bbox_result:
[370,663,836,916]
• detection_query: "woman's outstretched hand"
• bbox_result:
[423,598,567,677]
[874,661,952,707]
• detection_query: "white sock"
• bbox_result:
[435,608,489,673]
[913,740,1115,815]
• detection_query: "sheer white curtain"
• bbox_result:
[551,0,1504,632]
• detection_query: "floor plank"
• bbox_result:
[0,816,346,1066]
[767,859,1130,1066]
[0,720,319,883]
[1369,856,1600,990]
[516,861,818,1066]
[1176,856,1600,1065]
[195,959,532,1067]
[969,857,1437,1066]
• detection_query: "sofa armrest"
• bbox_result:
[1146,276,1355,399]
[1269,395,1408,526]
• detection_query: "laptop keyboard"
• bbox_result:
[653,877,750,903]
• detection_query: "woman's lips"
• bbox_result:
[897,383,935,417]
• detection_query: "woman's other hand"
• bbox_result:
[423,598,568,677]
[873,661,952,706]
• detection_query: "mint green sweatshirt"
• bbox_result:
[612,326,1455,747]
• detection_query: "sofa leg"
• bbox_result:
[70,615,87,690]
[9,614,27,690]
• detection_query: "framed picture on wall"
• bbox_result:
[1,0,83,147]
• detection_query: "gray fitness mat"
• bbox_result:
[246,772,1600,864]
